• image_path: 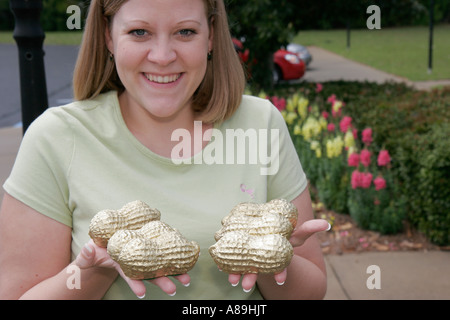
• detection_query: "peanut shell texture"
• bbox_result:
[108,220,200,280]
[88,200,161,247]
[88,201,200,280]
[209,199,298,274]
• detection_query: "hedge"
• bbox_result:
[267,81,450,245]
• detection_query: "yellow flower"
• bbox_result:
[315,148,322,158]
[326,136,344,158]
[347,146,357,158]
[310,140,320,151]
[326,139,333,158]
[333,135,344,157]
[286,94,298,112]
[332,100,343,114]
[293,124,301,135]
[258,90,268,99]
[319,116,327,130]
[344,130,355,148]
[284,112,298,125]
[302,117,321,141]
[297,97,309,120]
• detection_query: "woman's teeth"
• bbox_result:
[145,73,181,84]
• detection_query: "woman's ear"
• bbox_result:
[208,16,214,53]
[104,17,114,54]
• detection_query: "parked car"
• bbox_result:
[286,43,312,66]
[232,38,305,83]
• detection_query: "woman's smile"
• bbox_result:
[144,73,183,84]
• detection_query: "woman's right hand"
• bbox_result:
[73,239,191,298]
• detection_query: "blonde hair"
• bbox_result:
[73,0,246,124]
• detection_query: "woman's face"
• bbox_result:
[106,0,213,122]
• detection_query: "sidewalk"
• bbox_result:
[324,251,450,300]
[302,46,450,91]
[1,45,449,300]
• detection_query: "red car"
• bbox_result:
[232,38,305,83]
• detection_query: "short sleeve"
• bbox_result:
[266,103,308,202]
[3,108,74,227]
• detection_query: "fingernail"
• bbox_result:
[276,281,285,286]
[231,281,239,287]
[183,282,191,287]
[168,291,176,297]
[137,294,145,299]
[326,223,332,231]
[84,243,93,254]
[243,287,253,293]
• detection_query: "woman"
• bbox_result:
[0,0,328,299]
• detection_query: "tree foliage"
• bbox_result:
[226,0,296,91]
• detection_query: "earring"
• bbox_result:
[109,52,114,61]
[207,51,212,61]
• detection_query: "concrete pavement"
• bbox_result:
[324,250,450,300]
[1,44,449,300]
[0,44,78,128]
[302,46,450,91]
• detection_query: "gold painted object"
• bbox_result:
[209,231,293,274]
[88,201,199,280]
[209,199,298,274]
[88,200,161,247]
[108,220,200,280]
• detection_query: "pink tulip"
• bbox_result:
[377,150,391,166]
[361,172,373,189]
[351,170,362,189]
[327,123,335,132]
[362,128,373,146]
[316,83,323,93]
[327,94,336,104]
[348,153,360,167]
[360,149,371,167]
[339,116,352,133]
[271,96,286,111]
[374,176,387,191]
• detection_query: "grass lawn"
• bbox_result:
[0,31,83,46]
[293,24,450,81]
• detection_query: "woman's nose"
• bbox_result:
[146,38,177,66]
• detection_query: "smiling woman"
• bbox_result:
[73,0,245,125]
[1,0,328,300]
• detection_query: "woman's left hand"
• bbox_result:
[227,218,330,291]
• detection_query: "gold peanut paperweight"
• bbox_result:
[209,199,298,274]
[88,200,200,280]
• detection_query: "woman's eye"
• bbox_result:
[178,29,196,38]
[130,29,147,37]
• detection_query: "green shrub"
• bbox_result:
[269,81,450,245]
[397,123,450,245]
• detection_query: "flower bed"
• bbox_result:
[260,82,450,245]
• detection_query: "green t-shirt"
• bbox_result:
[3,91,307,299]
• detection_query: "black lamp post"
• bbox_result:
[428,0,434,74]
[10,0,48,134]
